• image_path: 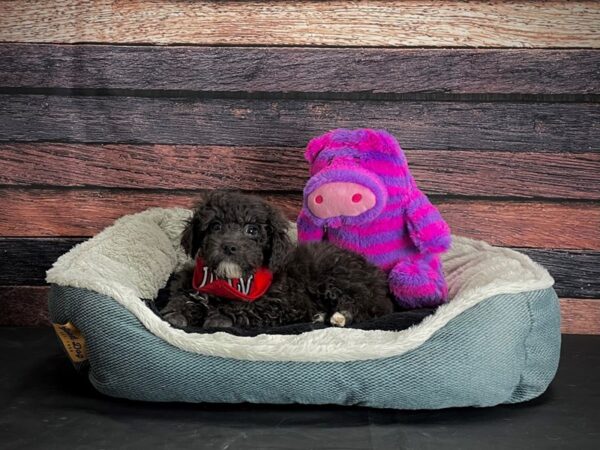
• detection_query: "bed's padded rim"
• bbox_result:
[48,285,560,408]
[46,207,555,363]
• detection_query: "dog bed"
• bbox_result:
[46,207,560,409]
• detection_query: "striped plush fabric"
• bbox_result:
[297,129,451,308]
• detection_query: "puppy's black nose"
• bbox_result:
[222,243,237,255]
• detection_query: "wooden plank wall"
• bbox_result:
[0,1,598,333]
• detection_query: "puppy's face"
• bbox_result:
[200,214,267,279]
[181,191,292,278]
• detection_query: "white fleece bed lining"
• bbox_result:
[47,208,554,362]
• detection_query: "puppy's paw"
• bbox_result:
[204,313,233,328]
[330,311,352,328]
[312,312,326,324]
[162,312,188,328]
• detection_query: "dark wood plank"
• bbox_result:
[0,238,80,286]
[518,249,600,299]
[1,239,597,299]
[560,299,600,335]
[1,190,598,251]
[0,286,49,326]
[1,285,598,334]
[1,45,598,95]
[1,96,598,151]
[1,143,598,199]
[1,144,599,200]
[1,1,599,48]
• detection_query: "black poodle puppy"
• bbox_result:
[160,191,394,329]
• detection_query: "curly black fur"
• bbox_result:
[160,191,394,329]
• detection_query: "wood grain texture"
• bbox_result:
[0,1,598,48]
[0,190,199,237]
[1,45,599,95]
[0,238,79,286]
[560,299,600,335]
[0,189,598,251]
[407,151,600,200]
[0,286,49,326]
[518,249,600,299]
[1,238,597,298]
[438,201,600,251]
[2,96,598,152]
[1,144,598,200]
[0,143,307,194]
[1,286,598,334]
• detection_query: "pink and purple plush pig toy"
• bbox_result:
[297,129,452,309]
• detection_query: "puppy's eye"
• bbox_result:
[244,224,259,237]
[209,222,222,232]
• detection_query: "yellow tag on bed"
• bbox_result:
[52,322,87,363]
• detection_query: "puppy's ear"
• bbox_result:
[180,214,201,258]
[181,198,216,258]
[266,206,293,272]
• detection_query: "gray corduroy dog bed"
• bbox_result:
[46,207,560,409]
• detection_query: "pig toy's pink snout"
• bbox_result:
[307,182,377,219]
[303,165,388,227]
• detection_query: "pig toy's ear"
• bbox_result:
[304,132,333,164]
[365,129,406,162]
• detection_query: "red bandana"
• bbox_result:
[192,258,273,302]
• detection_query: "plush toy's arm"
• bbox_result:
[405,190,451,254]
[296,209,325,242]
